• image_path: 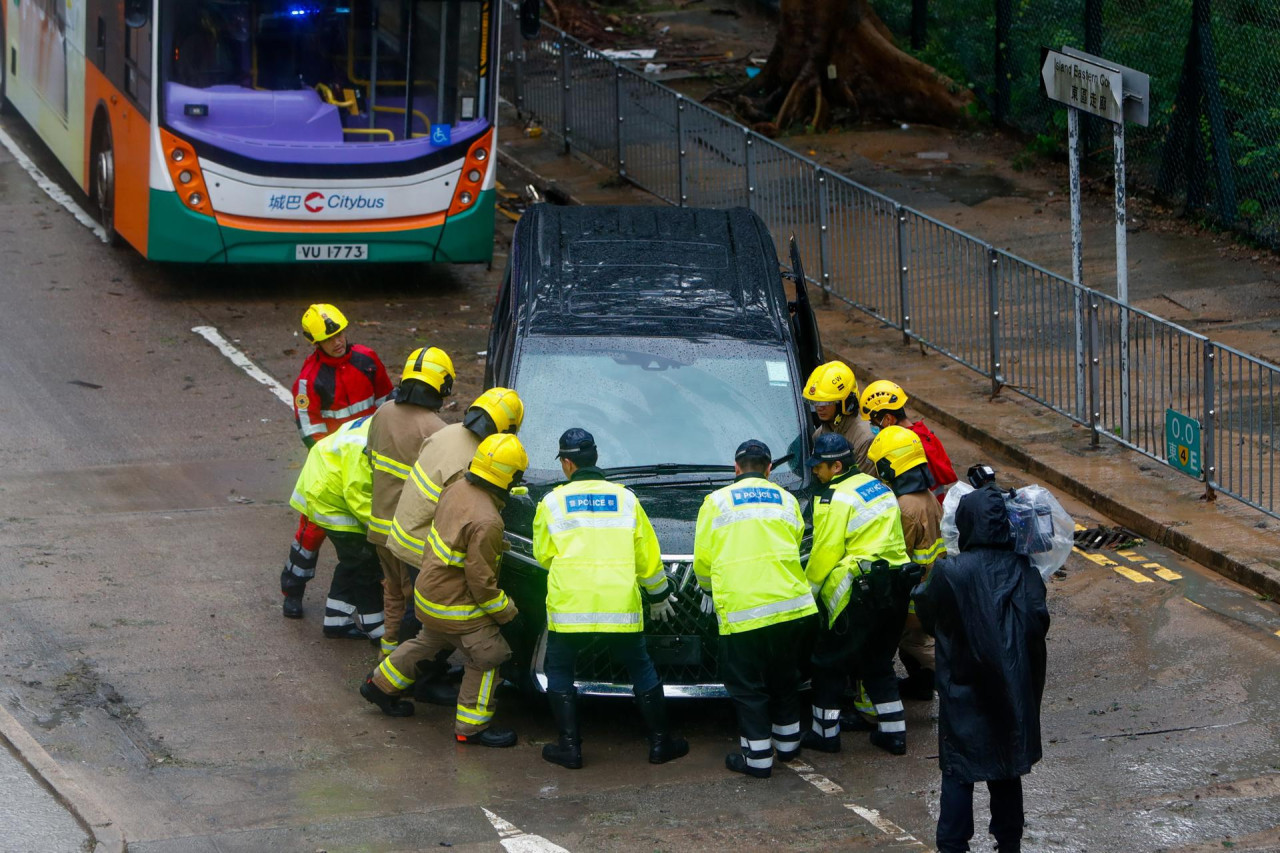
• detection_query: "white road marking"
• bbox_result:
[785,759,931,850]
[191,326,293,407]
[0,125,108,243]
[482,808,572,853]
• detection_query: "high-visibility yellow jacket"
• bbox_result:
[692,475,816,635]
[288,417,373,535]
[387,423,479,565]
[533,468,668,634]
[806,470,910,625]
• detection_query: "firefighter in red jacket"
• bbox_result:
[860,381,957,502]
[281,303,393,620]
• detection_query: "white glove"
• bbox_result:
[699,591,715,616]
[649,596,677,623]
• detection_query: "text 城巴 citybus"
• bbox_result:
[0,1,502,263]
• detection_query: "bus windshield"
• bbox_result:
[159,0,491,152]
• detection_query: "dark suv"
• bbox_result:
[487,204,823,697]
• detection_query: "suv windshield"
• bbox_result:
[160,0,488,148]
[514,337,806,485]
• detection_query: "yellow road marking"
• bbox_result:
[1117,550,1144,562]
[1274,629,1280,639]
[1186,599,1207,610]
[1113,565,1154,584]
[1079,551,1118,567]
[1074,523,1087,531]
[1142,562,1183,581]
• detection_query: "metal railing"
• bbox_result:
[499,11,1280,520]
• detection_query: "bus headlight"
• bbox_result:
[178,170,193,184]
[458,191,473,206]
[171,149,185,162]
[188,192,204,207]
[474,148,487,162]
[467,169,481,183]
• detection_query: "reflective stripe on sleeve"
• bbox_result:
[371,451,412,480]
[639,572,669,592]
[410,463,442,501]
[724,592,815,625]
[478,592,510,614]
[390,519,426,556]
[911,538,946,564]
[426,526,466,567]
[367,515,392,535]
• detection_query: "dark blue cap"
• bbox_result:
[556,428,596,459]
[808,432,853,468]
[735,439,772,462]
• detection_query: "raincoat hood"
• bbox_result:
[956,484,1013,551]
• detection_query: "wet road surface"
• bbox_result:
[0,742,87,853]
[1,112,1279,853]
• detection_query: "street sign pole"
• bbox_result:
[1068,106,1085,418]
[1114,118,1130,440]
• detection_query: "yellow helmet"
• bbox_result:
[468,433,529,491]
[803,361,860,416]
[402,347,455,394]
[860,380,909,420]
[301,303,349,343]
[867,425,927,480]
[469,387,525,434]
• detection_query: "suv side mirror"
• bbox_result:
[125,0,149,28]
[519,0,541,40]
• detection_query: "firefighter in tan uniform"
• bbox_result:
[366,347,455,657]
[843,425,948,734]
[360,434,530,748]
[386,388,525,569]
[803,361,876,476]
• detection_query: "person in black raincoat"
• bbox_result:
[914,483,1050,853]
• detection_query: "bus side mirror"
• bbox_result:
[519,0,541,40]
[125,0,149,29]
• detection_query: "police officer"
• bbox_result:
[288,416,385,643]
[868,426,946,702]
[366,347,455,657]
[361,434,529,749]
[803,432,913,756]
[803,361,876,475]
[693,439,818,778]
[534,429,688,769]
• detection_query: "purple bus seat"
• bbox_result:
[165,83,344,145]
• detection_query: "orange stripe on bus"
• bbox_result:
[214,211,447,234]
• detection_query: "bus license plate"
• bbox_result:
[296,244,368,261]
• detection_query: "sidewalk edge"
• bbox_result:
[0,703,127,853]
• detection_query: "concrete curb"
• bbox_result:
[0,704,127,853]
[496,138,1280,601]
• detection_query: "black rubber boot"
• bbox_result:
[839,711,875,732]
[801,728,841,753]
[414,680,461,706]
[869,730,907,756]
[456,728,517,748]
[324,624,368,639]
[360,675,414,717]
[542,689,583,769]
[282,594,303,619]
[635,685,689,764]
[725,751,771,779]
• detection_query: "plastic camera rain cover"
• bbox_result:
[941,482,1074,582]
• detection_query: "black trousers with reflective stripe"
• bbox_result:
[720,616,816,757]
[811,569,911,729]
[326,531,385,632]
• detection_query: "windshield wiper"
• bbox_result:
[603,463,736,480]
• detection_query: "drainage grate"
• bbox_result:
[1073,525,1144,551]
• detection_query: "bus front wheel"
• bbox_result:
[91,118,121,246]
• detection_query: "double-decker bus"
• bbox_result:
[0,0,512,263]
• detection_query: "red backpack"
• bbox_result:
[911,420,957,502]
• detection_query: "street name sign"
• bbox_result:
[1041,49,1123,123]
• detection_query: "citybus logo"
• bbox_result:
[267,191,389,214]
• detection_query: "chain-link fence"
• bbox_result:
[870,0,1280,251]
[499,7,1280,519]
